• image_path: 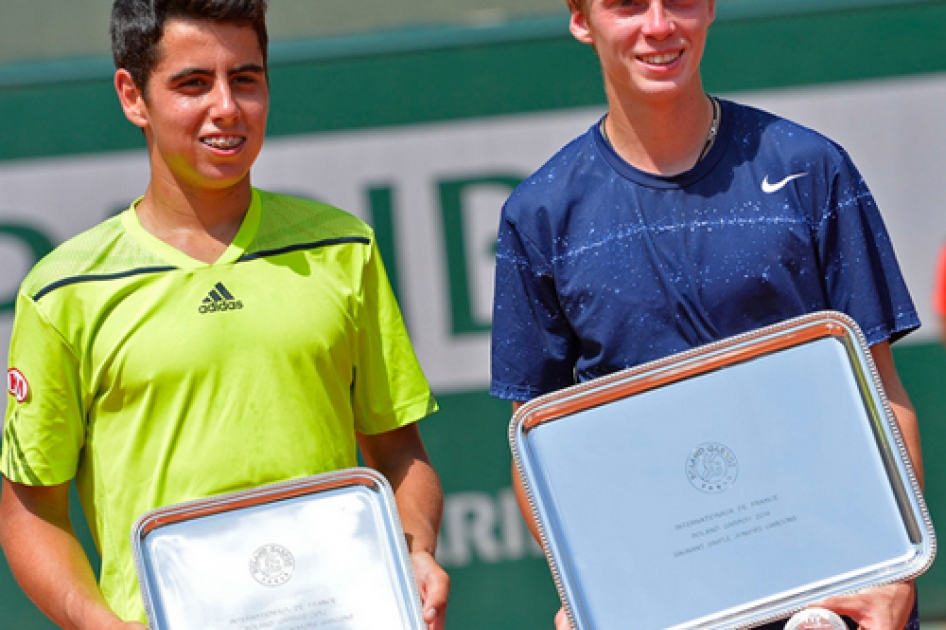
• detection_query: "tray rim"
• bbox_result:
[509,310,935,630]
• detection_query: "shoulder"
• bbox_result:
[725,100,850,165]
[19,213,145,300]
[251,190,374,254]
[503,126,602,223]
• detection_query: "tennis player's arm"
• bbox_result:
[0,478,146,630]
[870,341,924,487]
[357,424,449,630]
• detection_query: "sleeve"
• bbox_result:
[350,238,437,435]
[1,291,85,486]
[489,204,579,402]
[933,244,946,316]
[816,148,920,345]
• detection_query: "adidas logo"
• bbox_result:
[199,282,244,314]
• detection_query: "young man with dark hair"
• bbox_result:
[490,1,922,629]
[0,1,449,628]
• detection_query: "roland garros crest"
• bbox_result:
[686,442,739,493]
[249,544,295,587]
[7,368,29,403]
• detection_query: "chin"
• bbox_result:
[635,77,698,100]
[189,172,252,192]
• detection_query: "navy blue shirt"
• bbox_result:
[491,100,919,402]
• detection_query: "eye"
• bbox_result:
[231,71,266,91]
[233,74,259,85]
[174,76,210,92]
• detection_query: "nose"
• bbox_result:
[210,80,239,122]
[642,1,675,39]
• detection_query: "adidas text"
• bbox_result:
[199,300,244,314]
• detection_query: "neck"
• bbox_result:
[136,173,253,264]
[602,89,717,176]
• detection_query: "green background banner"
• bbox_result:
[3,1,946,162]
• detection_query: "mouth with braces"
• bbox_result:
[201,136,245,150]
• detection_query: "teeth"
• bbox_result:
[641,51,681,65]
[202,136,243,149]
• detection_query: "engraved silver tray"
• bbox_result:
[132,468,425,630]
[510,311,935,629]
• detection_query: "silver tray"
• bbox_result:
[132,468,425,630]
[510,311,935,629]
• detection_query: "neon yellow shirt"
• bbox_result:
[1,189,436,622]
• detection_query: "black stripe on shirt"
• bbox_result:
[31,237,371,301]
[240,236,371,262]
[33,266,177,302]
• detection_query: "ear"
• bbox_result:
[569,6,594,46]
[114,69,149,129]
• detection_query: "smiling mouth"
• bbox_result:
[639,51,683,65]
[201,136,244,150]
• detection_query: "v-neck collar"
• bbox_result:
[121,188,262,269]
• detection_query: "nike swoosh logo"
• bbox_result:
[761,172,808,194]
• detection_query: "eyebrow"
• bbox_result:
[168,63,266,83]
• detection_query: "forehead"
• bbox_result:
[154,18,264,71]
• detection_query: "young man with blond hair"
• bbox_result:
[491,1,922,628]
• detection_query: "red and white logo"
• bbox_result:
[7,368,29,403]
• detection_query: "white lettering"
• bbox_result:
[440,491,502,565]
[437,488,545,568]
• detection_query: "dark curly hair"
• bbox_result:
[111,0,268,95]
